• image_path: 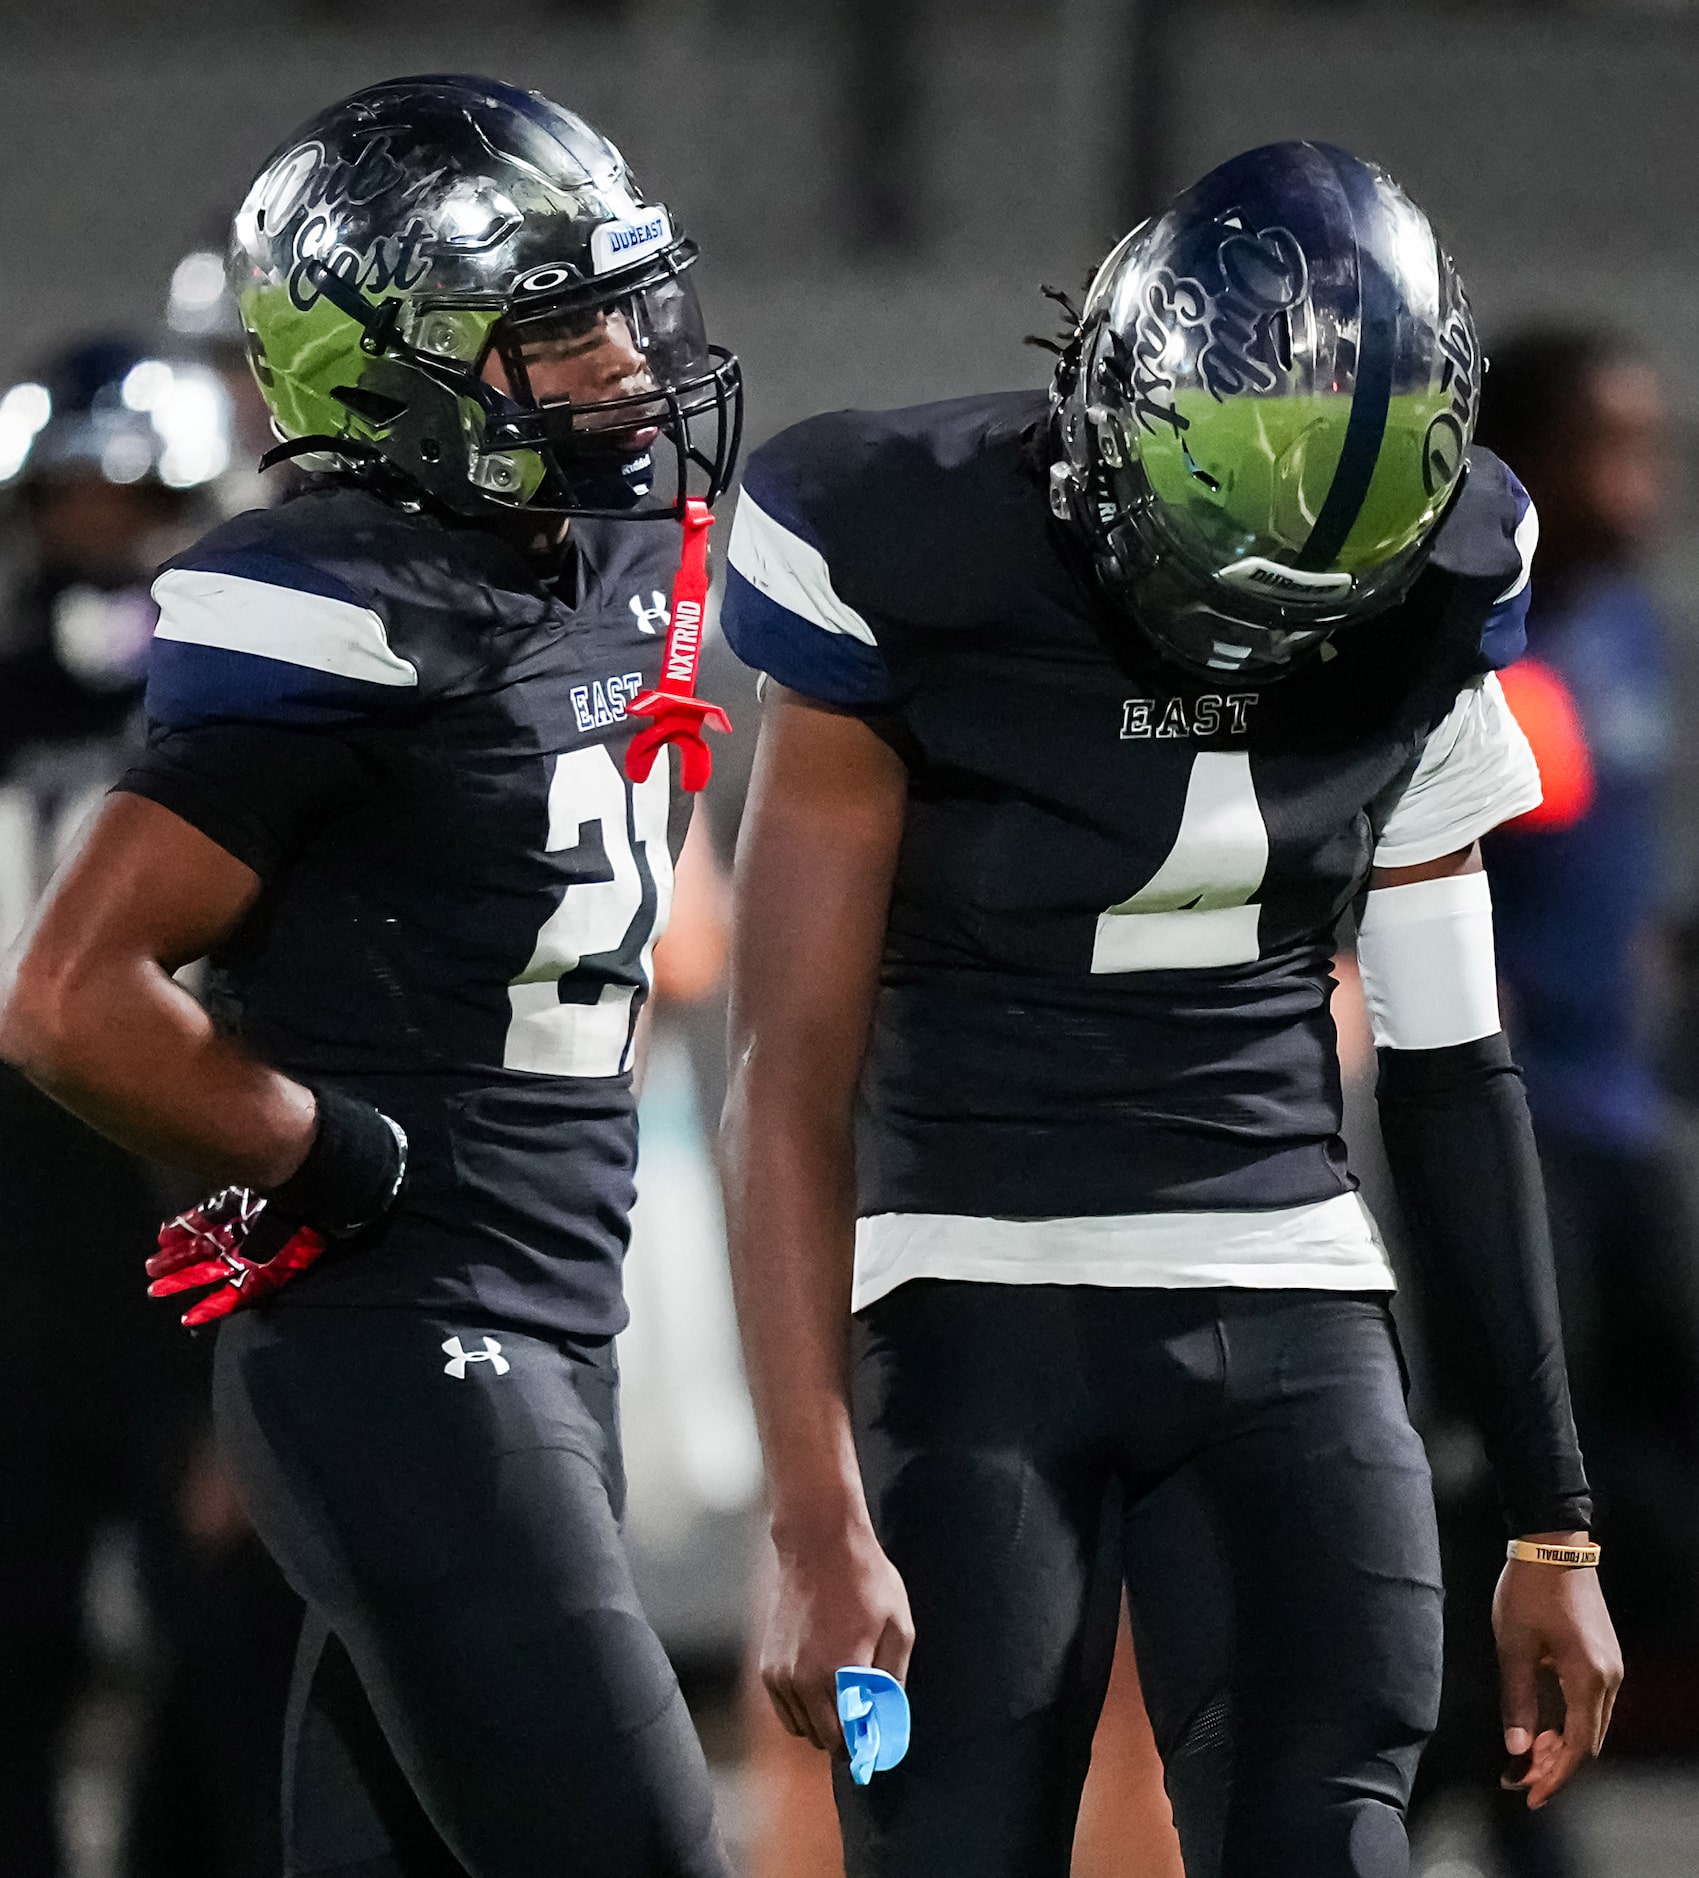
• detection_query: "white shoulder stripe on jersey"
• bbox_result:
[725,491,878,647]
[151,568,418,688]
[1495,494,1540,604]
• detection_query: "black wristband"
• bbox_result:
[265,1085,407,1238]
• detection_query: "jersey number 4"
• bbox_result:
[503,745,674,1078]
[1092,752,1269,973]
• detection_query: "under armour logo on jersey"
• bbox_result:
[630,590,669,635]
[442,1335,510,1379]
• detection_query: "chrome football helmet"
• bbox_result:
[230,74,742,520]
[1050,141,1481,679]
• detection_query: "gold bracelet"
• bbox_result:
[1507,1538,1601,1568]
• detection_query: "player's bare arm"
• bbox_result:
[1364,838,1622,1807]
[0,791,314,1185]
[723,686,914,1753]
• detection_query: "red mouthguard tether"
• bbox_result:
[624,497,731,794]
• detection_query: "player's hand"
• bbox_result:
[147,1089,407,1328]
[147,1188,327,1328]
[1493,1540,1622,1809]
[762,1516,914,1755]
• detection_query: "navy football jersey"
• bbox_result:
[721,392,1540,1299]
[120,481,691,1336]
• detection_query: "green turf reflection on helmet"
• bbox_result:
[237,285,373,446]
[1051,141,1481,679]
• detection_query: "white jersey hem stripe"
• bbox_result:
[151,568,419,687]
[851,1191,1395,1313]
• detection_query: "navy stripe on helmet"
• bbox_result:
[371,76,577,144]
[1296,150,1397,571]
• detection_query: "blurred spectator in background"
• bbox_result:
[1481,332,1699,1705]
[1412,329,1699,1877]
[0,334,295,1878]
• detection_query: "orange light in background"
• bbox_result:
[1496,658,1595,833]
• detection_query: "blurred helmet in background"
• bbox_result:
[166,242,288,511]
[1049,140,1481,680]
[229,73,743,521]
[0,338,233,495]
[167,249,246,346]
[0,340,233,711]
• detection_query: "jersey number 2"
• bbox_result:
[1091,752,1269,973]
[503,745,673,1077]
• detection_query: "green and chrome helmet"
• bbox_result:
[230,74,741,520]
[1049,141,1480,679]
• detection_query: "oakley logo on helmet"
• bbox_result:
[513,263,581,298]
[590,210,674,276]
[442,1335,510,1379]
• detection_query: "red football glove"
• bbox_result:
[147,1189,328,1329]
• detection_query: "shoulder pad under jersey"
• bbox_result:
[145,486,508,734]
[721,393,1048,709]
[1425,447,1539,674]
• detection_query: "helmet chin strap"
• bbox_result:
[258,434,387,473]
[623,497,731,793]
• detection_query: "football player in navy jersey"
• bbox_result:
[720,143,1621,1878]
[0,77,740,1878]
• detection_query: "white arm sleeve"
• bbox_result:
[1371,674,1542,870]
[1355,869,1500,1051]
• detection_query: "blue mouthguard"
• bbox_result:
[835,1667,911,1785]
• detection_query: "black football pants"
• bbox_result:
[837,1284,1444,1878]
[212,1307,730,1878]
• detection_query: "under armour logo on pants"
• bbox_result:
[442,1335,510,1379]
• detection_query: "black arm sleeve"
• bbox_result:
[1376,1032,1593,1536]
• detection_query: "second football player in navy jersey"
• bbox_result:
[1,77,741,1877]
[721,144,1620,1878]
